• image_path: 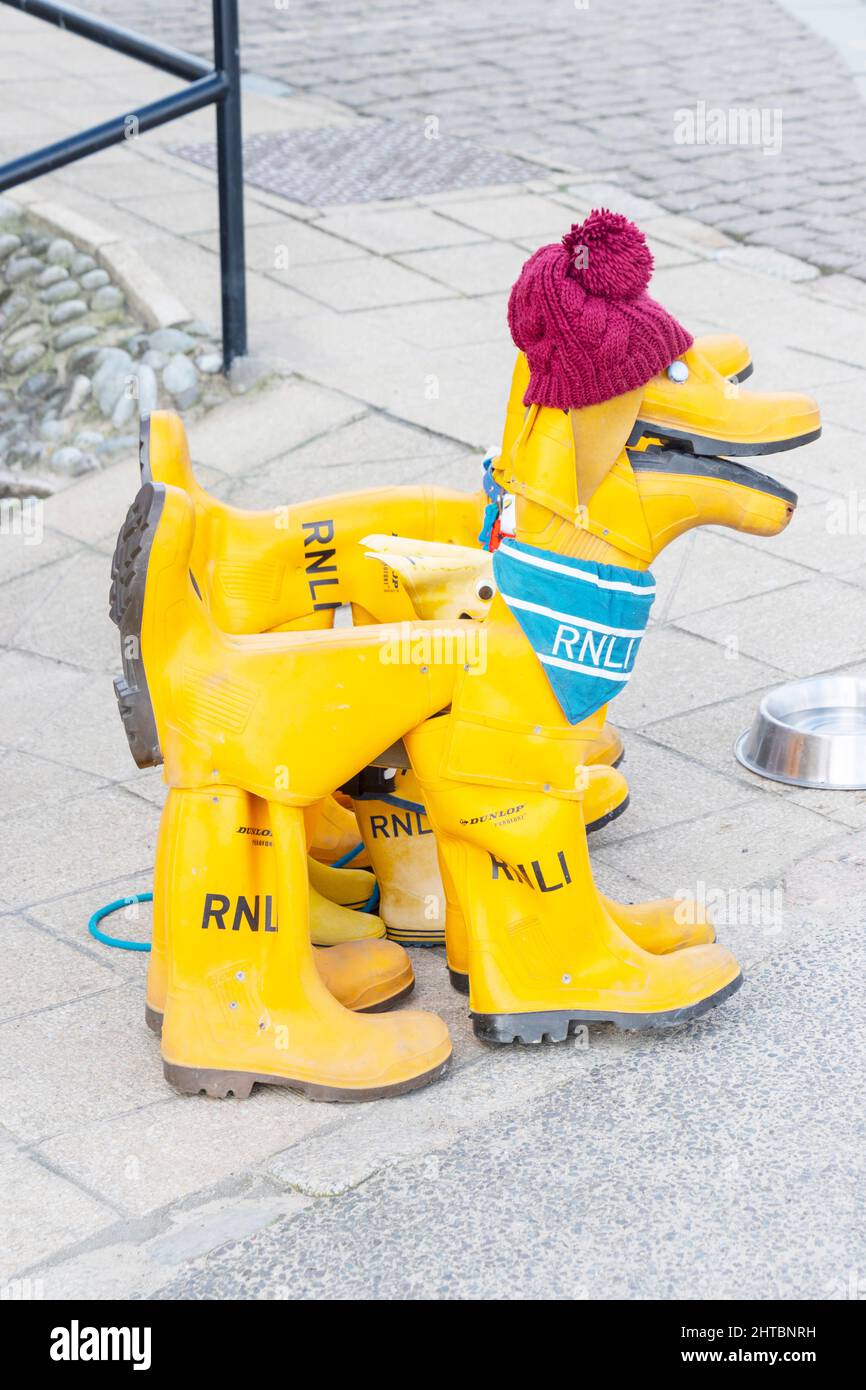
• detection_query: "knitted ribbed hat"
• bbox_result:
[507,210,693,410]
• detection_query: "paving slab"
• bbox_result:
[675,575,866,676]
[2,786,159,911]
[0,1152,115,1284]
[0,977,169,1146]
[0,914,118,1022]
[395,241,529,296]
[650,529,813,622]
[594,794,840,901]
[609,625,786,729]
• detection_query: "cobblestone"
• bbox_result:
[85,0,866,276]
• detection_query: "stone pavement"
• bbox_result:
[1,5,866,1300]
[83,0,866,277]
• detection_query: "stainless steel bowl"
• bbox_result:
[735,675,866,789]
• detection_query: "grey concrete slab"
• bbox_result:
[36,1092,334,1220]
[650,529,813,622]
[395,241,529,296]
[1,1153,115,1283]
[25,871,156,980]
[0,527,82,589]
[0,979,166,1145]
[314,206,484,255]
[594,794,840,903]
[0,649,142,782]
[6,549,118,675]
[608,626,786,729]
[675,576,866,676]
[187,379,365,478]
[589,733,760,846]
[0,915,118,1022]
[0,747,104,821]
[2,786,159,910]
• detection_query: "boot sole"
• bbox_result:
[449,967,470,996]
[628,447,798,503]
[629,421,820,458]
[108,478,164,769]
[144,978,415,1035]
[585,791,629,835]
[163,1052,451,1103]
[471,972,743,1044]
[386,931,445,947]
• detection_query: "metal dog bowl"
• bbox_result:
[735,675,866,790]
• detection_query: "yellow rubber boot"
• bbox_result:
[495,334,753,473]
[307,854,377,910]
[634,342,820,457]
[306,795,370,868]
[111,480,468,1099]
[351,762,671,957]
[351,768,445,946]
[145,788,413,1033]
[445,888,716,993]
[442,759,712,994]
[142,411,484,635]
[159,792,450,1100]
[407,712,741,1040]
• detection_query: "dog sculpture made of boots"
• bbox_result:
[400,210,810,1040]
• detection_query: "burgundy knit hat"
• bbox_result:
[507,209,693,410]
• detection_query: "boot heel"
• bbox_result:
[448,967,469,995]
[163,1062,256,1100]
[472,1010,575,1046]
[144,1003,163,1036]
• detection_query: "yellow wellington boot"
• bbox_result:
[349,759,696,966]
[584,722,624,768]
[141,411,483,635]
[111,480,472,1099]
[145,788,413,1033]
[308,884,385,945]
[633,342,820,457]
[160,793,450,1099]
[350,767,445,946]
[306,795,370,868]
[307,854,377,911]
[494,334,753,478]
[407,712,742,1042]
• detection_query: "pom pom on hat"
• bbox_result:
[562,209,653,300]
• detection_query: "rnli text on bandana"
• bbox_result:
[492,540,655,725]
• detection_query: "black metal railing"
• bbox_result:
[0,0,247,371]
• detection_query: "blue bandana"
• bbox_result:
[492,539,655,724]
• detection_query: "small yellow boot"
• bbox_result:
[111,480,468,1099]
[306,795,371,868]
[306,854,377,911]
[350,768,445,947]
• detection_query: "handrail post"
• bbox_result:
[212,0,247,373]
